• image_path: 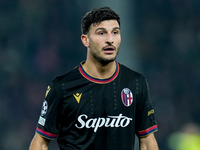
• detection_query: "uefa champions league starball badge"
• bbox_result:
[41,100,48,116]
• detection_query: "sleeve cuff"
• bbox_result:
[36,127,58,140]
[138,125,158,137]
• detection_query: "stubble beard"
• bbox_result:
[90,47,120,65]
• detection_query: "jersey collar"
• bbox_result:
[78,61,119,84]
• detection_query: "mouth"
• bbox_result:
[103,46,115,54]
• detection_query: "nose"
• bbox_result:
[106,33,114,44]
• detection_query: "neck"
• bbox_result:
[83,60,116,79]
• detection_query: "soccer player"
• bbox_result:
[29,7,158,150]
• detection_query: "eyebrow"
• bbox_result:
[95,27,120,33]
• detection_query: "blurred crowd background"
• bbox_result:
[0,0,200,150]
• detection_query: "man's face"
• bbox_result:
[86,20,121,64]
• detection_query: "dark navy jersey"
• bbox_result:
[36,62,158,150]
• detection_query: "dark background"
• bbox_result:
[0,0,200,149]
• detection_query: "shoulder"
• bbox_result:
[45,66,81,97]
[52,66,80,84]
[118,63,146,81]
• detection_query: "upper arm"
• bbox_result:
[135,77,158,137]
[139,133,158,150]
[29,133,50,150]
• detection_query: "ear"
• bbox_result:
[81,34,89,47]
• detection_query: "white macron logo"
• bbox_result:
[75,114,132,132]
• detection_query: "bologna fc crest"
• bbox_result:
[121,88,133,107]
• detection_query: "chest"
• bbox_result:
[60,80,138,118]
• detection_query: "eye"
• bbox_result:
[99,32,105,35]
[113,31,118,35]
[113,29,120,35]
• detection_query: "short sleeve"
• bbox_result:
[36,79,60,140]
[135,77,158,137]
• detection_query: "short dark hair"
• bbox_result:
[81,7,120,34]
